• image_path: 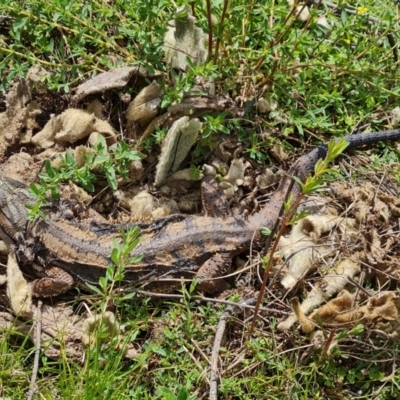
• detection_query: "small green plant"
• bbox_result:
[201,111,230,138]
[191,111,230,159]
[260,138,350,237]
[156,386,190,400]
[260,227,272,237]
[299,139,350,196]
[26,136,144,219]
[283,138,350,226]
[189,164,202,179]
[141,126,168,152]
[244,131,274,162]
[161,59,219,108]
[86,226,143,306]
[91,135,144,189]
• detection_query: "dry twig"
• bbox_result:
[209,298,255,400]
[27,300,43,400]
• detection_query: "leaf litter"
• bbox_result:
[0,62,399,366]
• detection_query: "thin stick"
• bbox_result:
[206,0,213,60]
[27,300,43,400]
[135,290,289,315]
[209,299,255,400]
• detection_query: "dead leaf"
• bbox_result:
[155,116,202,186]
[31,108,116,148]
[72,66,162,103]
[126,81,163,126]
[279,214,358,289]
[164,6,208,70]
[0,66,49,156]
[278,256,362,331]
[6,253,32,316]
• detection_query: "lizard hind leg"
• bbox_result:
[195,254,231,293]
[30,266,74,297]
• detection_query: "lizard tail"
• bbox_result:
[252,129,400,229]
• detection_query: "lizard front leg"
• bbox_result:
[30,266,74,297]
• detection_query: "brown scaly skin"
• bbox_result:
[1,129,400,296]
